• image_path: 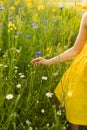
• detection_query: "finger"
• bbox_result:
[34,61,40,67]
[31,57,44,64]
[31,57,41,63]
[31,60,40,65]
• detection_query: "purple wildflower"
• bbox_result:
[0,7,4,10]
[9,17,14,21]
[31,21,35,27]
[15,32,22,35]
[25,34,31,39]
[35,51,41,56]
[58,5,64,9]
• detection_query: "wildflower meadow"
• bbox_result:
[0,0,86,130]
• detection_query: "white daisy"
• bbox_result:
[6,94,13,100]
[46,92,54,98]
[26,120,31,125]
[14,66,18,69]
[20,75,25,78]
[46,123,50,127]
[16,84,21,88]
[42,76,48,80]
[41,109,45,113]
[57,110,62,116]
[18,73,22,76]
[16,49,20,53]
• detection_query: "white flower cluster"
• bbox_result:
[57,110,62,116]
[18,73,25,78]
[26,120,31,125]
[46,92,54,98]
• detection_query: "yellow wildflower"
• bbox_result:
[52,8,56,13]
[8,21,16,32]
[26,0,32,9]
[15,35,18,39]
[29,127,33,130]
[52,7,58,16]
[10,6,15,11]
[32,13,39,23]
[15,0,19,6]
[15,15,19,19]
[47,47,52,54]
[0,0,3,4]
[38,4,44,11]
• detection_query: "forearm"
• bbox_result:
[33,13,87,67]
[48,47,78,65]
[49,13,87,65]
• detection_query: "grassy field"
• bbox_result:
[0,0,84,130]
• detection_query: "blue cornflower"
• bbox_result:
[25,34,31,39]
[31,21,39,30]
[31,21,35,27]
[9,17,14,21]
[15,32,22,35]
[0,7,4,11]
[35,51,41,56]
[58,5,64,9]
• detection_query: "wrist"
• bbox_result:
[49,55,61,65]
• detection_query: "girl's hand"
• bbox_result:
[31,57,50,66]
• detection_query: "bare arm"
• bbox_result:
[31,12,87,66]
[48,12,87,65]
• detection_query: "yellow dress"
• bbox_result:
[54,43,87,125]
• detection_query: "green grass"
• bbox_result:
[0,0,82,129]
